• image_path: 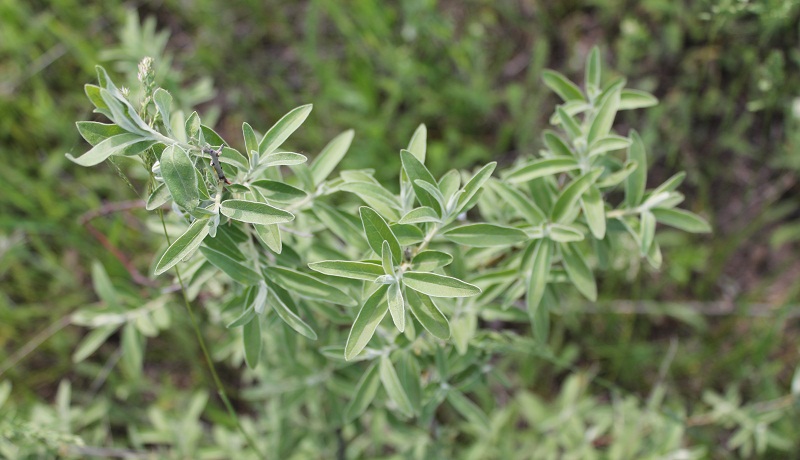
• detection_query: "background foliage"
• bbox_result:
[1,0,799,458]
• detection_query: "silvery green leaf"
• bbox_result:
[405,289,450,340]
[588,86,621,143]
[406,124,427,162]
[154,219,210,275]
[387,281,405,332]
[551,169,603,223]
[344,362,381,422]
[145,182,171,211]
[308,261,384,281]
[619,89,658,110]
[360,206,402,263]
[379,356,413,417]
[310,129,354,185]
[651,208,711,233]
[265,267,357,306]
[443,223,529,247]
[243,315,261,369]
[403,272,481,298]
[199,246,261,285]
[625,130,648,208]
[542,70,585,102]
[505,157,580,184]
[345,285,389,360]
[220,199,294,225]
[160,144,199,211]
[455,162,497,215]
[526,239,552,343]
[258,104,312,156]
[411,250,453,271]
[488,179,547,225]
[400,149,441,215]
[399,207,440,224]
[560,243,597,301]
[581,185,606,239]
[66,133,151,167]
[271,286,317,340]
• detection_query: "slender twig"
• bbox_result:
[157,210,267,459]
[80,200,154,287]
[0,316,71,378]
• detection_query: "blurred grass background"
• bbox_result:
[1,0,799,455]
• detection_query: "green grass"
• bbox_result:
[1,1,799,458]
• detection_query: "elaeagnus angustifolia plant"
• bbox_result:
[67,48,710,455]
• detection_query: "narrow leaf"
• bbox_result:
[407,124,427,162]
[271,287,318,340]
[344,362,381,421]
[399,207,440,224]
[619,89,658,110]
[199,246,262,285]
[542,70,585,102]
[455,162,497,215]
[561,243,597,301]
[400,150,441,214]
[243,316,261,369]
[345,285,389,360]
[258,104,313,155]
[387,282,405,332]
[360,207,402,263]
[403,272,481,298]
[551,169,603,223]
[379,356,414,417]
[526,239,553,343]
[265,267,357,306]
[154,219,210,275]
[308,261,384,281]
[406,289,450,340]
[581,185,606,239]
[625,130,647,207]
[310,129,354,185]
[443,223,529,247]
[220,199,294,225]
[651,208,712,233]
[505,157,580,184]
[489,179,546,225]
[66,133,149,167]
[411,251,453,271]
[160,144,200,211]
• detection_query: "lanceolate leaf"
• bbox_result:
[160,144,200,211]
[400,150,441,214]
[242,122,258,159]
[146,182,171,211]
[379,356,414,417]
[526,238,553,342]
[403,272,481,298]
[307,261,384,281]
[387,282,405,332]
[66,133,151,167]
[344,362,381,422]
[199,246,262,285]
[265,267,357,306]
[489,179,547,225]
[442,223,529,247]
[310,129,354,185]
[446,390,490,431]
[406,289,450,340]
[242,315,261,369]
[587,86,621,143]
[399,207,440,224]
[258,104,313,156]
[619,89,658,110]
[251,180,307,202]
[76,121,126,146]
[651,208,711,233]
[542,70,585,102]
[561,243,597,301]
[360,206,402,263]
[455,162,497,215]
[551,169,603,223]
[220,199,294,225]
[411,251,453,271]
[581,185,606,239]
[345,285,389,360]
[154,219,210,275]
[505,157,580,184]
[625,131,648,208]
[406,124,427,162]
[271,286,318,340]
